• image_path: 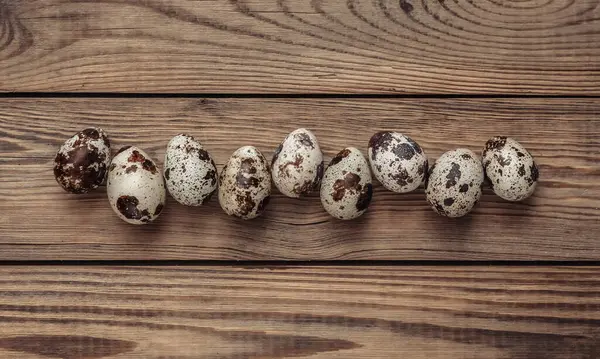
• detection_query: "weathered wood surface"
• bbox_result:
[1,97,598,260]
[0,266,598,358]
[1,0,600,94]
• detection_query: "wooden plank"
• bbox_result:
[1,97,599,260]
[1,0,600,94]
[0,266,597,358]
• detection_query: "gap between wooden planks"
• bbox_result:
[0,266,597,358]
[1,0,600,94]
[1,97,599,261]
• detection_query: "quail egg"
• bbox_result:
[271,128,324,198]
[426,148,483,218]
[368,131,428,193]
[107,146,166,224]
[320,147,373,220]
[219,146,271,220]
[54,128,111,194]
[482,136,539,201]
[164,134,218,206]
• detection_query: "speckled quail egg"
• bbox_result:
[107,146,166,224]
[368,131,428,193]
[320,147,373,220]
[54,128,111,194]
[482,137,539,201]
[426,148,484,218]
[271,128,324,198]
[219,146,272,220]
[163,134,218,206]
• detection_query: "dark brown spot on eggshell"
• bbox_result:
[257,195,270,213]
[483,136,507,157]
[356,183,373,211]
[295,132,314,149]
[329,148,351,166]
[128,150,145,163]
[392,143,416,161]
[445,163,462,188]
[392,168,412,187]
[81,128,100,139]
[405,136,422,154]
[315,162,324,185]
[460,153,472,160]
[279,155,304,176]
[164,168,170,180]
[368,131,394,161]
[204,169,217,186]
[444,197,455,206]
[496,154,511,167]
[236,192,256,217]
[459,184,469,193]
[154,203,164,216]
[197,148,211,162]
[125,165,138,174]
[271,143,283,168]
[142,160,157,174]
[116,195,151,222]
[332,173,361,201]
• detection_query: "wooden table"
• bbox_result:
[1,1,599,357]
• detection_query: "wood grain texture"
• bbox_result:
[0,266,598,358]
[1,0,600,94]
[1,97,599,260]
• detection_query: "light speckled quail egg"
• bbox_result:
[163,134,218,206]
[107,146,166,224]
[271,128,324,198]
[426,148,484,218]
[368,131,428,193]
[219,146,271,220]
[54,128,111,194]
[320,147,373,220]
[482,137,539,201]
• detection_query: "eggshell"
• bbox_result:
[320,147,373,220]
[482,137,539,201]
[53,128,111,194]
[368,131,428,193]
[271,128,324,198]
[218,146,271,220]
[425,148,483,218]
[164,134,218,206]
[107,146,166,224]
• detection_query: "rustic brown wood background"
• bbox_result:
[1,0,599,358]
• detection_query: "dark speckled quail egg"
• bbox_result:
[107,146,166,224]
[271,128,324,198]
[164,134,218,206]
[54,128,111,194]
[426,148,484,218]
[219,146,272,220]
[368,131,428,193]
[320,147,373,220]
[483,137,539,201]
